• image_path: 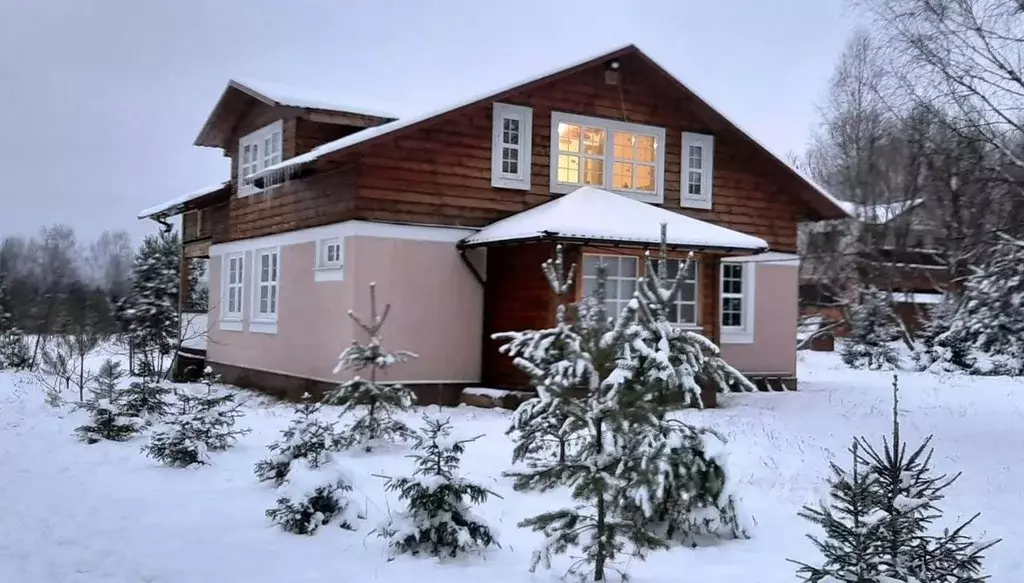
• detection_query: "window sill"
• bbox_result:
[249,320,278,335]
[720,328,754,345]
[314,265,344,282]
[681,197,713,210]
[550,183,663,204]
[218,319,244,332]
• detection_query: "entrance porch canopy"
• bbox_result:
[459,186,769,253]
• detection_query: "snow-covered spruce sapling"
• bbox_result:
[504,257,667,581]
[266,457,355,535]
[143,390,250,467]
[324,282,417,452]
[74,358,141,444]
[255,393,341,486]
[840,288,901,370]
[120,378,174,425]
[497,245,583,467]
[791,376,1000,582]
[379,414,499,558]
[790,440,887,582]
[856,376,999,582]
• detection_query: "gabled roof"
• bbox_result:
[137,181,229,220]
[836,198,924,225]
[459,186,769,252]
[194,79,397,148]
[252,44,848,221]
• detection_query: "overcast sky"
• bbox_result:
[0,0,858,245]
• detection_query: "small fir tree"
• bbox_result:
[120,379,174,424]
[791,376,1000,582]
[913,296,975,373]
[500,247,583,468]
[502,249,667,582]
[791,440,887,582]
[324,282,417,452]
[74,359,140,444]
[841,289,901,370]
[143,389,250,467]
[123,231,180,376]
[379,414,499,558]
[266,457,355,535]
[856,376,999,581]
[0,275,31,370]
[255,393,342,486]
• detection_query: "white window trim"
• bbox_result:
[550,112,666,203]
[219,252,245,331]
[250,247,281,334]
[491,103,533,190]
[720,261,755,344]
[238,120,283,197]
[314,237,344,282]
[681,132,715,209]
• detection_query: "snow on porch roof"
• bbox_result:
[137,181,229,220]
[459,187,769,252]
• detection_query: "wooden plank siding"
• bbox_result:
[481,243,561,388]
[347,51,805,251]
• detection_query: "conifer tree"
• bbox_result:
[792,376,1000,582]
[791,440,887,582]
[324,282,417,452]
[0,272,31,370]
[255,393,341,486]
[143,390,250,467]
[74,359,140,444]
[123,231,180,376]
[266,456,355,535]
[120,379,174,424]
[856,377,999,581]
[841,288,901,370]
[500,247,667,581]
[913,296,974,373]
[379,414,498,558]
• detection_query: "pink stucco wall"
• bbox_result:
[720,263,798,376]
[208,236,484,384]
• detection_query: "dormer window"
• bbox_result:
[238,120,283,197]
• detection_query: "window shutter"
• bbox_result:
[491,103,533,190]
[681,132,715,210]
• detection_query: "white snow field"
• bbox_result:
[0,349,1021,582]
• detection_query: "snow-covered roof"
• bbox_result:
[249,45,848,220]
[459,186,769,251]
[836,199,923,225]
[893,292,944,305]
[137,181,229,220]
[229,79,398,119]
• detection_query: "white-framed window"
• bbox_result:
[238,120,283,196]
[652,258,699,326]
[720,261,755,344]
[491,103,533,190]
[681,132,715,209]
[220,253,244,329]
[550,112,666,203]
[580,254,638,317]
[252,248,280,328]
[314,237,344,282]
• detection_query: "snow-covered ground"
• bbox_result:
[0,349,1021,582]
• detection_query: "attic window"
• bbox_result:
[550,112,666,204]
[491,103,533,190]
[239,120,283,197]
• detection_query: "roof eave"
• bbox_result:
[458,232,768,255]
